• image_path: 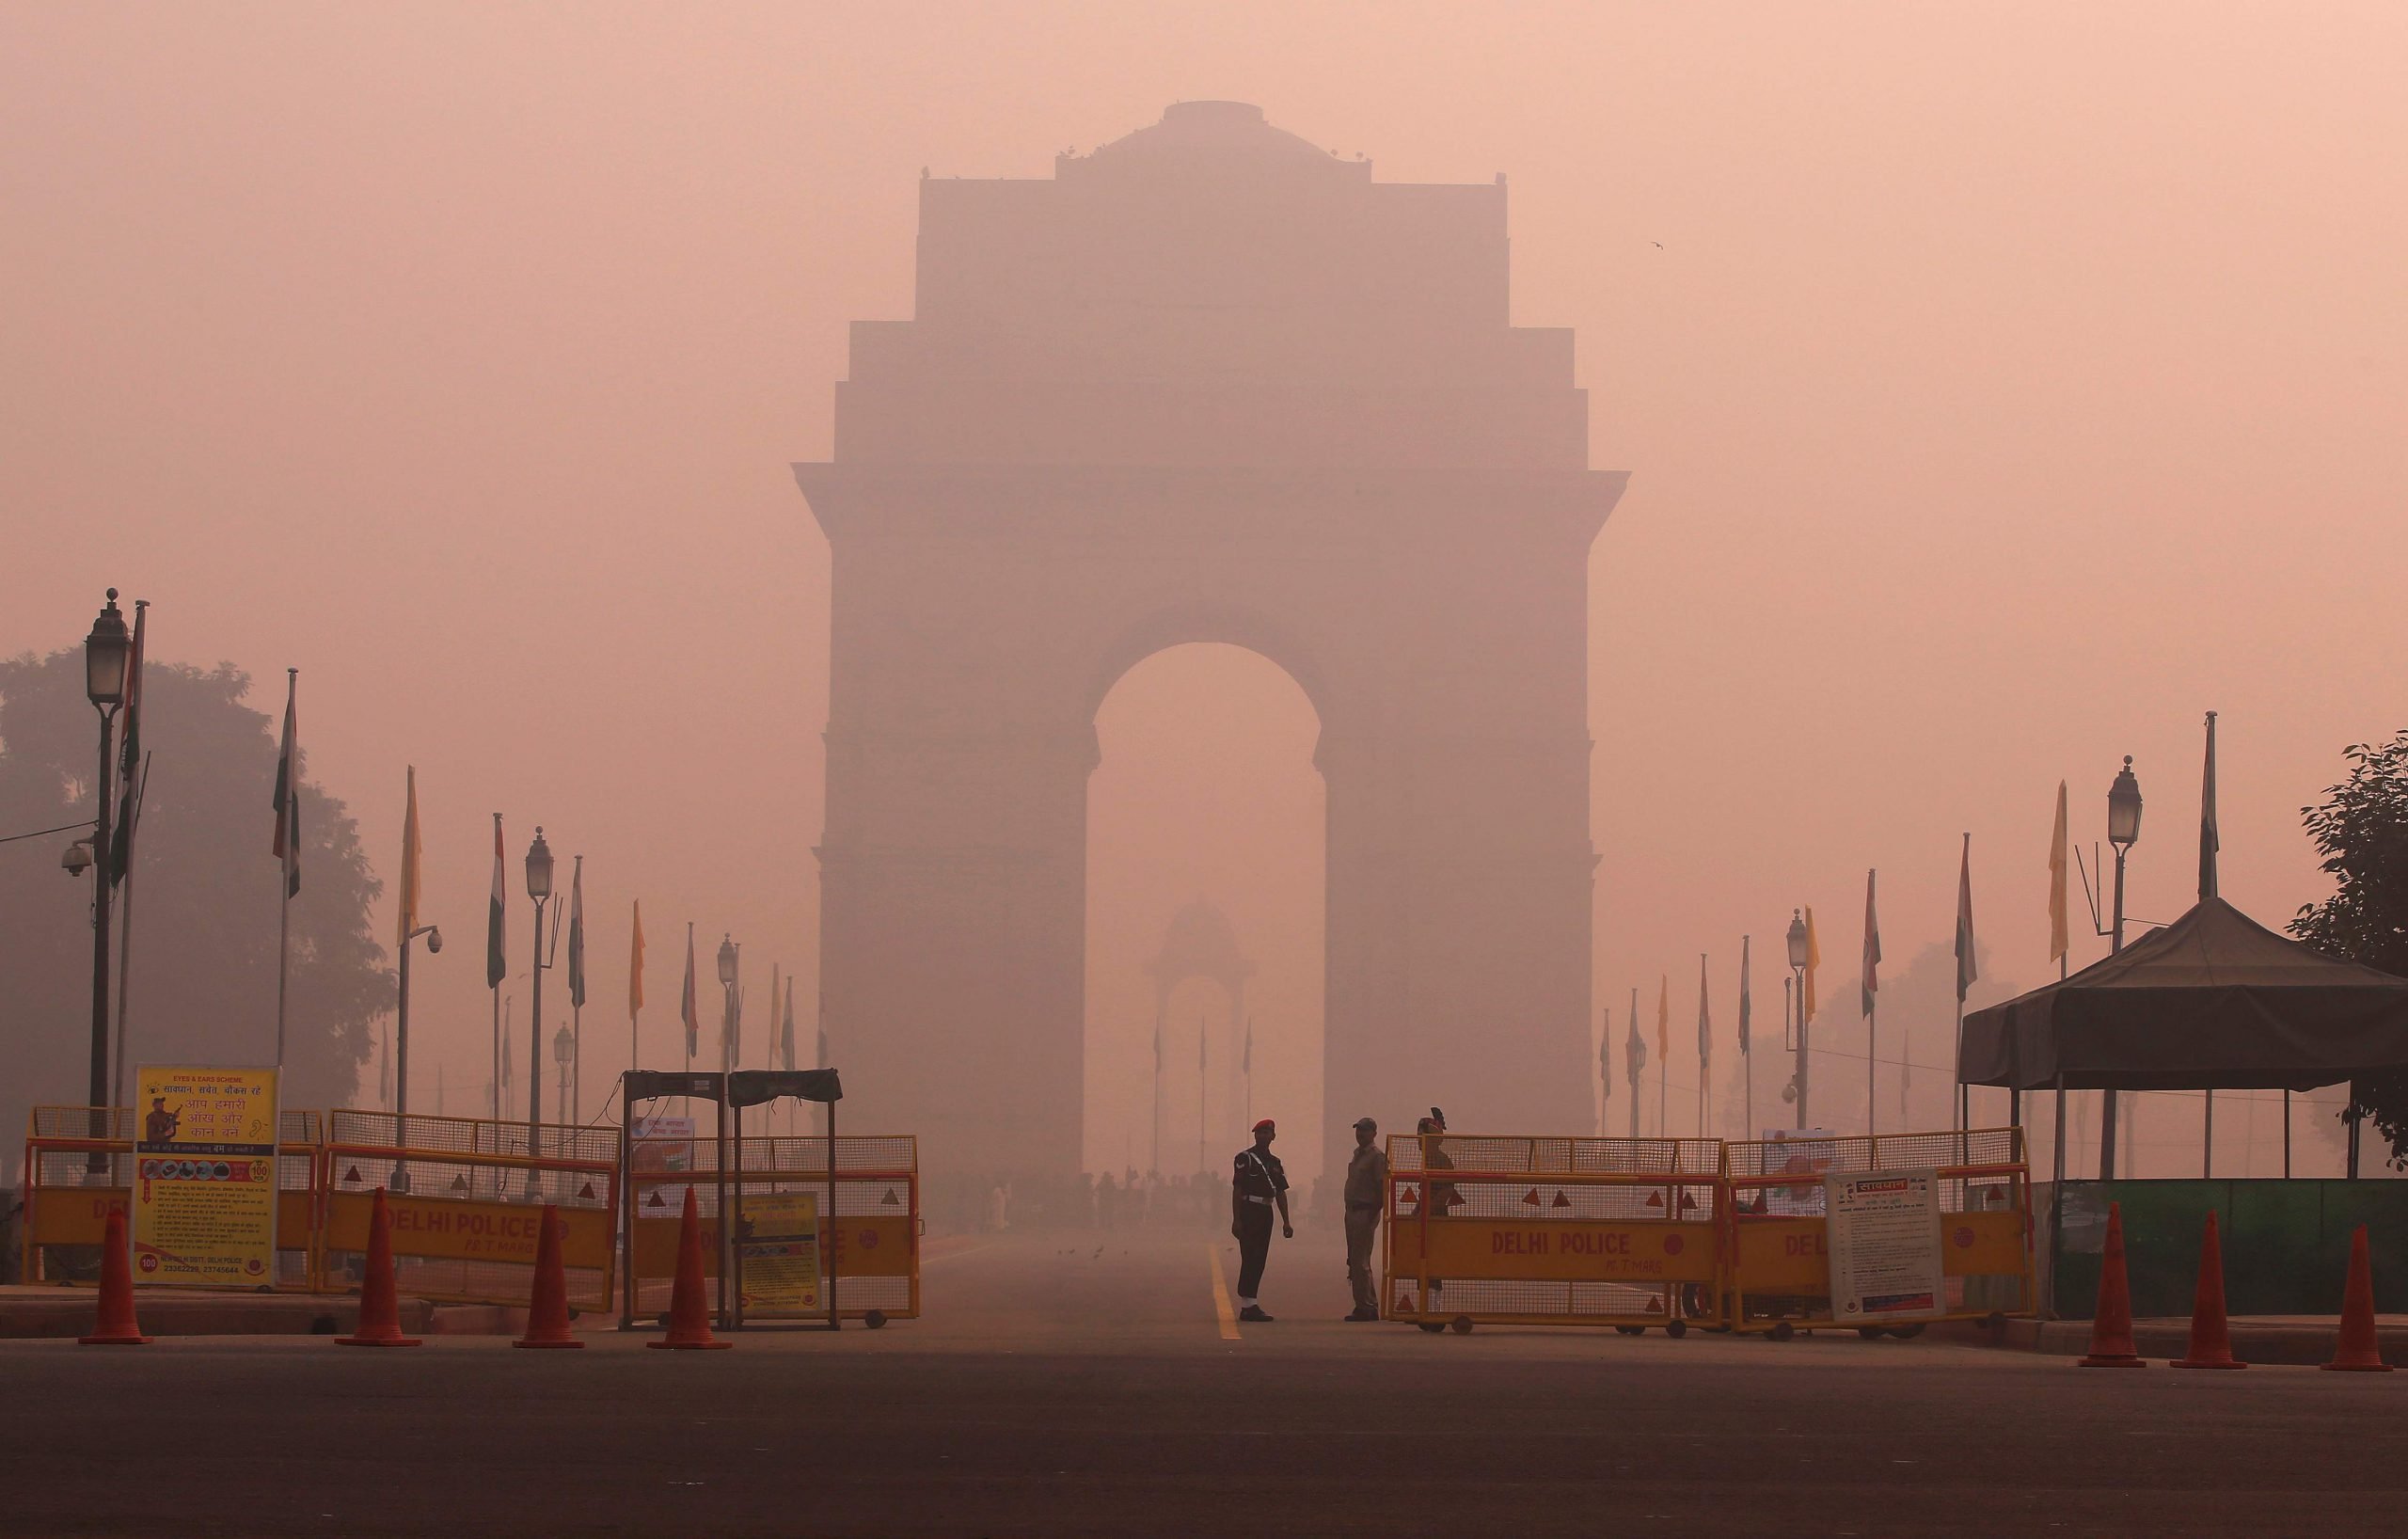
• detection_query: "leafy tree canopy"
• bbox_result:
[0,649,387,1155]
[2290,730,2408,1168]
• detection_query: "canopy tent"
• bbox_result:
[1959,896,2408,1092]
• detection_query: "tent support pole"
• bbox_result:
[2282,1090,2291,1180]
[2048,1073,2067,1320]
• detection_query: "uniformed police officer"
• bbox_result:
[1229,1118,1291,1322]
[1342,1117,1386,1321]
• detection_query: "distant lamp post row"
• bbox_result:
[718,933,738,1072]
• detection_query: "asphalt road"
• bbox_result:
[1,1228,2399,1538]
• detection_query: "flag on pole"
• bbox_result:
[108,600,147,884]
[1624,991,1646,1085]
[269,670,301,897]
[1738,936,1752,1055]
[1861,869,1881,1018]
[724,946,741,1066]
[1802,907,1821,1023]
[2048,780,2070,966]
[781,976,797,1071]
[1696,953,1712,1066]
[679,923,699,1057]
[485,815,506,990]
[1656,974,1669,1061]
[566,858,587,1009]
[1955,833,1979,1003]
[397,768,423,951]
[628,900,645,1016]
[501,1001,513,1087]
[2199,711,2220,902]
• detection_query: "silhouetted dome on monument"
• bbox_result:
[1069,101,1354,179]
[1149,899,1251,977]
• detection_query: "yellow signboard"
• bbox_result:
[736,1191,822,1315]
[130,1065,280,1288]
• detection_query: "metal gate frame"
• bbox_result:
[1382,1131,1728,1334]
[1724,1126,2035,1339]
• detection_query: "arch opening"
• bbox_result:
[1084,643,1326,1186]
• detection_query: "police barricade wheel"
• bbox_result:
[1892,1323,1926,1340]
[864,1309,888,1330]
[1450,1315,1473,1335]
[1615,1325,1644,1337]
[1768,1321,1795,1342]
[1418,1321,1446,1334]
[1665,1319,1687,1340]
[1858,1325,1884,1341]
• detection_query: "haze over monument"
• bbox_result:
[6,5,2403,1186]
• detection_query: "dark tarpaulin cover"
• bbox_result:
[1958,896,2408,1091]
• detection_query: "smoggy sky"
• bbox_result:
[6,4,2404,1178]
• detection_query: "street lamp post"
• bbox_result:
[525,829,555,1170]
[2099,758,2142,1180]
[392,921,441,1192]
[83,592,131,1169]
[1785,910,1811,1131]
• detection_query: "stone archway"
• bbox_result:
[1143,898,1257,1177]
[796,102,1625,1181]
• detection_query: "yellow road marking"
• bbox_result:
[1207,1245,1241,1340]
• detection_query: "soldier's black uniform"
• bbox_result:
[1231,1137,1289,1314]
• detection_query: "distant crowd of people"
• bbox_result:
[927,1166,1288,1235]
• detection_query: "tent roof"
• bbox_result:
[1959,896,2408,1091]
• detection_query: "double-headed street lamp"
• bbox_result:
[83,593,131,1166]
[2099,756,2143,1179]
[1784,910,1811,1129]
[525,828,556,1168]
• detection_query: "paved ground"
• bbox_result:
[2,1229,2400,1537]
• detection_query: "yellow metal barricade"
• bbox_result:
[1724,1126,2035,1338]
[626,1133,920,1325]
[317,1109,619,1311]
[1383,1133,1727,1334]
[20,1106,323,1290]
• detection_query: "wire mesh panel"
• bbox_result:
[22,1106,322,1289]
[1383,1133,1727,1331]
[319,1110,620,1310]
[1723,1126,2035,1334]
[626,1134,920,1322]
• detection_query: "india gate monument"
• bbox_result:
[795,102,1626,1180]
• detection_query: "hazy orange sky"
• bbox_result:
[7,4,2404,1178]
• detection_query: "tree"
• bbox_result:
[2290,730,2408,1169]
[0,650,387,1157]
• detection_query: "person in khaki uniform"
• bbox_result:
[1342,1117,1386,1321]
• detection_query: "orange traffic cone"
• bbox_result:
[647,1187,731,1351]
[2321,1224,2393,1372]
[2078,1201,2146,1368]
[79,1205,150,1346]
[338,1187,422,1347]
[515,1204,583,1349]
[2172,1210,2243,1370]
